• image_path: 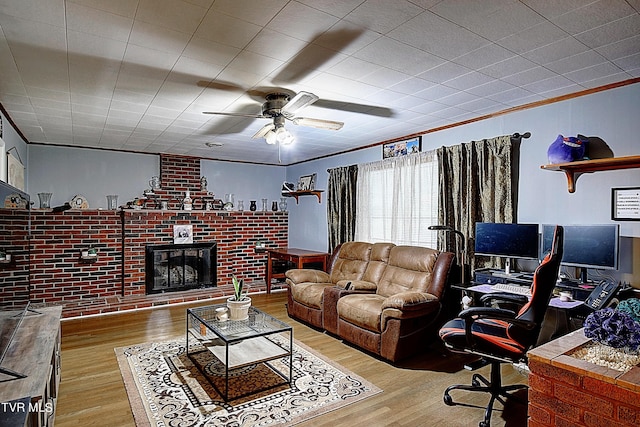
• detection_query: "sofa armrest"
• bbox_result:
[285,269,330,284]
[382,291,439,312]
[380,291,441,331]
[343,280,377,291]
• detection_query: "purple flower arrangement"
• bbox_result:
[584,303,640,352]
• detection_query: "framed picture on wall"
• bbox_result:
[7,150,24,191]
[612,187,640,221]
[382,136,421,159]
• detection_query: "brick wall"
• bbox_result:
[1,153,289,311]
[123,210,287,296]
[29,210,122,306]
[0,209,30,309]
[528,332,640,427]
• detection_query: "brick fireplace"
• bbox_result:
[9,153,288,316]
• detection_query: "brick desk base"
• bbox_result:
[527,328,640,427]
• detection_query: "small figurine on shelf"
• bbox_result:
[183,191,192,211]
[200,176,208,191]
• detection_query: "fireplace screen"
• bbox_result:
[145,242,217,294]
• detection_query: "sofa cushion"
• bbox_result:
[289,282,330,309]
[361,242,394,284]
[329,242,373,283]
[376,246,438,297]
[337,293,386,333]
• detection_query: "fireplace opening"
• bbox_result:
[145,242,217,294]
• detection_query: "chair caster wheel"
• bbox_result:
[472,379,481,387]
[443,394,454,406]
[479,420,489,427]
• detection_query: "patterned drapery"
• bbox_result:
[326,165,358,251]
[437,135,520,270]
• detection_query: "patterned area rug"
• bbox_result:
[115,337,382,426]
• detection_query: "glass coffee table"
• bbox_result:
[186,304,293,401]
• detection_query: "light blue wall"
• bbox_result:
[200,160,286,208]
[28,146,159,209]
[287,83,640,246]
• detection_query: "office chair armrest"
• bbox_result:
[480,292,529,306]
[458,306,517,320]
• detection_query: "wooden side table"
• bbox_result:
[266,248,329,293]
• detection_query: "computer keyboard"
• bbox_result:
[490,283,532,297]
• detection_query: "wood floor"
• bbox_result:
[56,291,529,427]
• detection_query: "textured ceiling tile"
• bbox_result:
[389,11,488,59]
[267,1,339,42]
[136,0,208,34]
[344,0,424,34]
[574,14,640,49]
[66,1,133,42]
[551,0,637,35]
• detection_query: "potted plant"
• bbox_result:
[226,276,251,320]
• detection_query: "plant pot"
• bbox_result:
[226,297,251,321]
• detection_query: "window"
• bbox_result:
[355,150,438,247]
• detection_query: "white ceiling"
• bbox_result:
[0,0,638,166]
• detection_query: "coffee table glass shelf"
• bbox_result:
[186,304,292,401]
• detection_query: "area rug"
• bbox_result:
[115,337,382,426]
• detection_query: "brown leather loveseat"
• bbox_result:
[285,242,455,362]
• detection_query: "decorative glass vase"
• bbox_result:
[38,192,52,209]
[249,200,257,211]
[261,198,268,211]
[279,197,288,212]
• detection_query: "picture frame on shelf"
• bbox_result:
[382,136,421,159]
[297,173,316,191]
[611,187,640,221]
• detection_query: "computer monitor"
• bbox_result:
[474,222,539,275]
[541,224,619,283]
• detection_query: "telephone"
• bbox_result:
[583,280,620,310]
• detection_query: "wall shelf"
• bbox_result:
[284,190,324,204]
[540,155,640,193]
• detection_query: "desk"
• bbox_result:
[454,283,586,344]
[265,248,329,293]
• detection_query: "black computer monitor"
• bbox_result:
[474,222,539,275]
[541,224,619,283]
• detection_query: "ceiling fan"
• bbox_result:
[203,91,344,145]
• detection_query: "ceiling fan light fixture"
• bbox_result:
[265,130,277,145]
[274,127,294,145]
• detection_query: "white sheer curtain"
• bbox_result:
[355,150,439,247]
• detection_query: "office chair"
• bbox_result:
[438,225,563,427]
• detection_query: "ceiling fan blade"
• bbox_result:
[282,91,319,115]
[292,117,344,130]
[203,111,264,119]
[313,99,395,118]
[252,123,275,139]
